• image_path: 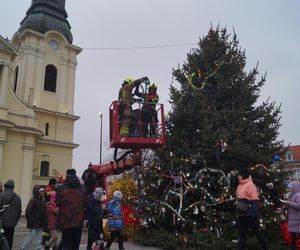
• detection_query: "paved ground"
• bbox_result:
[12,217,160,250]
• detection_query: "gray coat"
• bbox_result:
[0,188,22,228]
[288,181,300,233]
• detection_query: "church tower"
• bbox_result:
[0,0,81,210]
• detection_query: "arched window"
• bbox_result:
[44,64,57,92]
[40,161,50,177]
[14,67,18,92]
[286,151,293,161]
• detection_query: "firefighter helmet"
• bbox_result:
[124,77,134,85]
[149,83,157,91]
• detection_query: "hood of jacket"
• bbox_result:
[239,176,253,185]
[290,181,300,196]
[32,185,42,198]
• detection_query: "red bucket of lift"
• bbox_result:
[109,101,166,149]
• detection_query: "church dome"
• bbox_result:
[18,0,73,43]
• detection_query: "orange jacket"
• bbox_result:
[236,176,259,200]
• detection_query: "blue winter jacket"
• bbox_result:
[106,199,123,231]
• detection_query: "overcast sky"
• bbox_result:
[1,0,300,175]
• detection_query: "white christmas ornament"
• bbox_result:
[193,207,199,215]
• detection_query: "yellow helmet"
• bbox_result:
[149,83,157,91]
[124,77,134,84]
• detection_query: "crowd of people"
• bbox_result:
[0,166,300,249]
[0,168,124,250]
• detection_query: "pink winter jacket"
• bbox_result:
[46,201,58,230]
[236,176,259,200]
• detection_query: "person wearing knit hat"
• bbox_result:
[87,187,104,250]
[45,178,56,196]
[56,168,84,250]
[66,168,76,176]
[21,185,46,250]
[105,190,124,250]
[44,191,58,249]
[93,187,103,201]
[113,191,123,201]
[82,163,98,195]
[0,179,22,249]
[4,179,15,189]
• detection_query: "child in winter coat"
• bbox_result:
[280,180,300,250]
[87,187,104,250]
[45,191,58,249]
[105,191,124,250]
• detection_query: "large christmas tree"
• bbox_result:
[134,27,288,250]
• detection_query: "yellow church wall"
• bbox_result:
[40,91,59,111]
[34,143,73,178]
[2,131,30,195]
[35,112,56,138]
[35,112,74,142]
[56,117,74,141]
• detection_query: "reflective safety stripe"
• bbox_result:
[120,127,129,136]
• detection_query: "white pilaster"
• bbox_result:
[0,64,9,106]
[20,145,35,212]
[0,143,4,178]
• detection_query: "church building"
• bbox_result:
[0,0,81,210]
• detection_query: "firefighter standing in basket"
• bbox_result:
[118,76,149,137]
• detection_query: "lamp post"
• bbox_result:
[98,112,103,164]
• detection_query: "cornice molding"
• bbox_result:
[0,139,7,144]
[10,125,43,137]
[23,145,36,151]
[0,119,15,128]
[37,138,79,148]
[33,107,80,120]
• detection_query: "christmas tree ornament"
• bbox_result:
[161,207,166,217]
[193,207,199,215]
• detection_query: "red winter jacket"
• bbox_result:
[56,175,85,229]
[46,201,58,230]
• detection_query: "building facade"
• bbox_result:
[283,145,300,180]
[0,0,81,210]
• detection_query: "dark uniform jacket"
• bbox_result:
[0,188,22,228]
[25,185,46,229]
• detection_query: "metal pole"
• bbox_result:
[99,112,103,164]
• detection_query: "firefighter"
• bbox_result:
[135,83,159,137]
[118,76,149,137]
